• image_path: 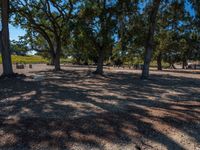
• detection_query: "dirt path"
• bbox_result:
[0,64,200,150]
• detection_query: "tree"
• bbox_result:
[10,39,29,55]
[77,0,117,75]
[12,0,76,71]
[141,0,161,79]
[114,0,143,67]
[20,29,57,63]
[153,1,197,70]
[67,17,98,65]
[0,0,13,76]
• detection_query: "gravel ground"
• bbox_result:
[0,64,200,150]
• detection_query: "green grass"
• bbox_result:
[0,55,170,68]
[60,57,74,64]
[0,55,48,64]
[0,55,74,64]
[150,61,169,68]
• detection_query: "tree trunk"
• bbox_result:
[49,50,56,65]
[50,57,55,65]
[182,59,187,69]
[54,42,61,71]
[0,0,13,76]
[169,63,176,69]
[141,0,161,79]
[157,52,162,70]
[94,47,104,75]
[54,52,60,71]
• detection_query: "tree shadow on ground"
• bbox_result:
[0,69,199,149]
[157,69,200,74]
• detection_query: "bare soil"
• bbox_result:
[0,64,200,150]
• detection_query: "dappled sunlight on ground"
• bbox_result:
[0,64,200,149]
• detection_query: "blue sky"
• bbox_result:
[9,25,26,41]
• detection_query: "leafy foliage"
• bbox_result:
[2,0,199,75]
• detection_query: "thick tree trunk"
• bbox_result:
[54,52,60,71]
[94,47,104,75]
[157,52,162,70]
[1,0,13,76]
[49,50,56,65]
[54,43,61,71]
[141,0,161,79]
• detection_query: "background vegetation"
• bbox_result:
[0,0,199,78]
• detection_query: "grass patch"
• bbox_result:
[0,55,48,64]
[150,61,169,68]
[60,57,74,64]
[0,55,169,68]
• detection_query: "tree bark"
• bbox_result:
[49,50,56,65]
[54,52,60,71]
[94,47,104,75]
[54,41,61,71]
[141,0,161,79]
[50,57,55,65]
[182,59,187,69]
[169,63,176,69]
[157,52,162,70]
[0,0,13,76]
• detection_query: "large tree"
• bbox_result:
[141,0,161,79]
[12,0,76,71]
[77,0,117,75]
[0,0,13,76]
